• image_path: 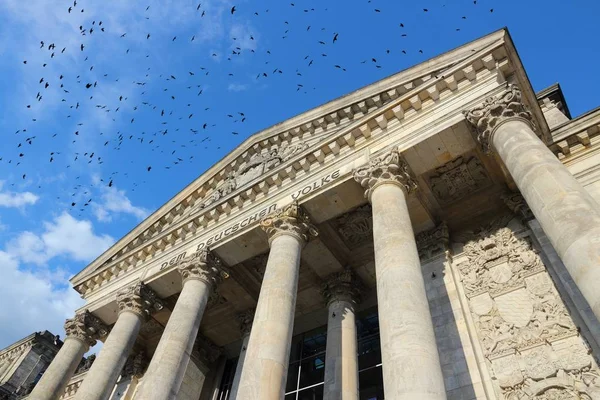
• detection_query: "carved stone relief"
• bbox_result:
[335,205,373,247]
[194,141,309,211]
[457,225,600,399]
[427,155,490,204]
[416,222,449,260]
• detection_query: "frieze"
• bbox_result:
[75,46,510,297]
[290,169,341,201]
[456,224,600,399]
[427,155,490,204]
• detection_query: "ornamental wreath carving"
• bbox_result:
[457,226,600,399]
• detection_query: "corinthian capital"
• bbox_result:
[177,250,228,286]
[463,85,535,152]
[322,269,362,307]
[116,282,164,319]
[260,203,318,244]
[353,148,416,201]
[64,310,109,347]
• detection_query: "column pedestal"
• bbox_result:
[354,149,446,400]
[135,250,224,400]
[466,85,600,321]
[235,204,317,400]
[75,283,162,400]
[230,309,255,399]
[29,311,107,400]
[322,270,361,400]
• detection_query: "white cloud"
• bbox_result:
[6,212,114,265]
[228,83,248,92]
[0,212,115,348]
[91,176,149,222]
[0,250,84,348]
[0,181,38,208]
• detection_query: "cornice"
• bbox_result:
[549,107,600,159]
[72,31,513,298]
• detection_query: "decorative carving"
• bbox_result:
[353,148,417,200]
[416,222,449,260]
[463,85,535,152]
[75,354,96,375]
[427,156,490,203]
[322,269,362,306]
[121,350,148,379]
[195,334,222,365]
[177,250,228,286]
[249,253,269,277]
[236,309,255,337]
[64,311,109,347]
[116,283,165,319]
[457,224,600,399]
[194,142,309,211]
[459,228,545,298]
[503,191,534,222]
[260,203,318,244]
[138,318,164,340]
[207,291,227,308]
[336,205,372,247]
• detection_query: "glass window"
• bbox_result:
[359,365,384,400]
[218,306,384,400]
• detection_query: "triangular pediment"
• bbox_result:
[72,29,514,291]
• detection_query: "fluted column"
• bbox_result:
[75,283,163,400]
[235,203,318,400]
[229,308,255,399]
[29,311,107,400]
[465,85,600,320]
[322,269,361,400]
[353,149,446,400]
[135,250,226,400]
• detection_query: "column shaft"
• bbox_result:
[229,334,251,399]
[493,118,600,318]
[371,184,446,400]
[323,299,359,400]
[28,337,88,400]
[136,278,211,399]
[74,311,143,400]
[235,233,303,400]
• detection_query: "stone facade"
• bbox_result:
[17,28,600,400]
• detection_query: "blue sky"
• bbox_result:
[0,0,598,348]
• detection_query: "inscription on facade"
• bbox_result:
[196,203,278,251]
[291,169,341,201]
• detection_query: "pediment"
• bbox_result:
[71,29,517,292]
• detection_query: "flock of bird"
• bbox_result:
[3,0,498,217]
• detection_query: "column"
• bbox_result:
[230,308,255,399]
[353,149,446,400]
[465,85,600,320]
[29,311,107,400]
[135,250,226,400]
[322,269,361,400]
[75,283,163,400]
[235,203,318,400]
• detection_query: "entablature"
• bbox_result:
[72,30,550,307]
